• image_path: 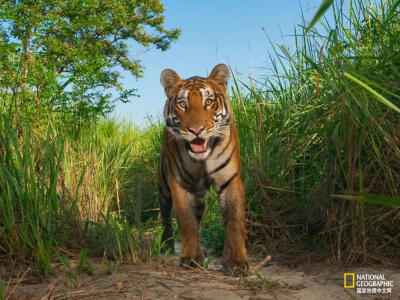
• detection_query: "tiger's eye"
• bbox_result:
[178,101,187,109]
[205,98,213,106]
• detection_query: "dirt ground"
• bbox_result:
[2,252,400,300]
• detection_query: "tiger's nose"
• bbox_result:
[188,126,205,135]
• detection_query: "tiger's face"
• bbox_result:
[161,64,232,161]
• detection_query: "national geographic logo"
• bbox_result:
[344,273,394,294]
[344,273,355,288]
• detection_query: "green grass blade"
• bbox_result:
[305,0,334,35]
[332,193,400,208]
[343,72,400,113]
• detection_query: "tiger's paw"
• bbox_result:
[180,254,205,269]
[222,260,249,277]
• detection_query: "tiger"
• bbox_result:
[158,64,248,275]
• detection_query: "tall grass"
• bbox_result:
[232,0,400,264]
[61,119,164,260]
[0,116,63,274]
[0,115,165,274]
[62,119,159,222]
[1,0,399,277]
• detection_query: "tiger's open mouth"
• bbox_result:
[188,138,208,153]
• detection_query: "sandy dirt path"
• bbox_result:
[4,252,400,300]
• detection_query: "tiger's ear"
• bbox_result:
[208,64,230,86]
[160,69,181,94]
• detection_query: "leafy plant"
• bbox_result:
[0,0,180,129]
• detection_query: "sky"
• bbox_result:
[114,0,324,126]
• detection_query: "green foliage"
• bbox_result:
[332,193,400,208]
[62,118,162,223]
[85,212,139,262]
[56,253,79,288]
[0,0,180,128]
[199,189,225,256]
[1,0,400,277]
[0,114,63,274]
[78,248,94,275]
[145,225,171,262]
[233,0,400,263]
[238,272,281,292]
[343,72,400,113]
[305,0,334,35]
[0,114,161,274]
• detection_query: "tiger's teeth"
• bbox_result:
[190,139,207,153]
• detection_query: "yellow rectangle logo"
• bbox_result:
[344,273,355,288]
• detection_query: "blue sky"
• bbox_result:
[115,0,323,126]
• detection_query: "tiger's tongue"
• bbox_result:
[190,138,207,153]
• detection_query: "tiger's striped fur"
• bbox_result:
[158,64,248,274]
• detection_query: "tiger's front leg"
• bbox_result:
[218,174,248,275]
[169,177,205,268]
